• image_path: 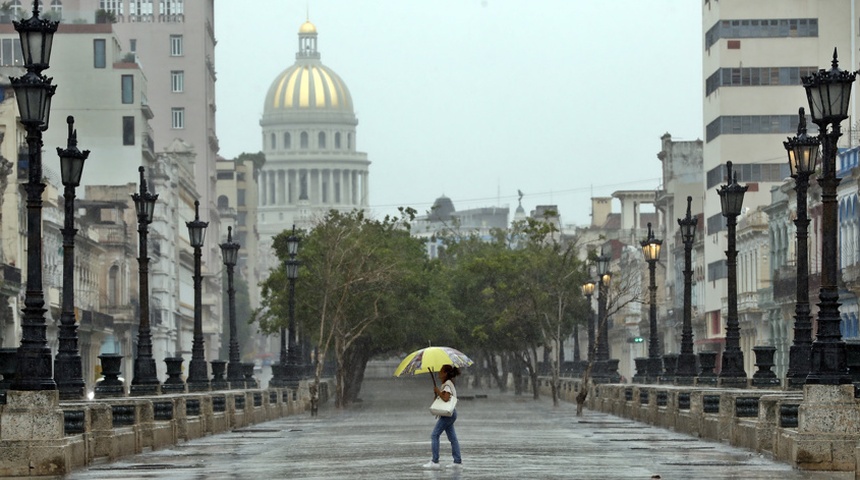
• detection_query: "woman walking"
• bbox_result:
[423,364,462,470]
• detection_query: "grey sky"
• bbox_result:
[215,1,702,227]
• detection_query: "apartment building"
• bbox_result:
[701,1,859,369]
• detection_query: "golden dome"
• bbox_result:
[299,21,317,34]
[264,63,353,113]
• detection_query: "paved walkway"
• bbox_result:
[63,377,852,479]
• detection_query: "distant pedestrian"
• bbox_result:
[423,364,462,470]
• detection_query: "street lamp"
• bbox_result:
[53,116,89,400]
[640,222,662,383]
[220,226,243,389]
[675,196,698,385]
[783,107,819,388]
[186,200,210,391]
[10,0,58,392]
[284,227,301,389]
[717,161,748,388]
[130,166,159,396]
[581,281,595,365]
[594,250,612,382]
[270,227,300,389]
[802,49,855,385]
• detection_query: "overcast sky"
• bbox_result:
[214,1,702,227]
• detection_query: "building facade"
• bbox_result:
[700,0,859,368]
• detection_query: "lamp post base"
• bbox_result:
[131,356,161,396]
[227,361,244,390]
[54,354,85,400]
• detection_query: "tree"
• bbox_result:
[236,151,266,171]
[255,208,435,408]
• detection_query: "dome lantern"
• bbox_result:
[297,20,319,60]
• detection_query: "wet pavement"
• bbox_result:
[63,376,853,479]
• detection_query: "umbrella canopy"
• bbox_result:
[393,346,473,377]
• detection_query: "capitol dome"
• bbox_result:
[257,18,369,265]
[263,20,354,116]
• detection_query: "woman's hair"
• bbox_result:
[441,364,460,379]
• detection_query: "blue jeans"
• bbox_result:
[431,409,461,464]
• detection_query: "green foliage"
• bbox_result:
[236,151,266,170]
[254,208,592,406]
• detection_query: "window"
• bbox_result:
[121,75,134,104]
[284,132,291,149]
[129,39,137,53]
[108,265,119,305]
[93,39,106,68]
[9,0,22,18]
[348,133,352,149]
[334,132,341,149]
[237,190,246,206]
[169,34,183,56]
[171,107,185,129]
[122,116,135,146]
[300,131,308,148]
[707,260,728,282]
[0,38,22,67]
[129,0,153,16]
[270,133,275,150]
[705,17,818,50]
[50,0,61,14]
[162,0,183,15]
[217,195,229,208]
[170,70,184,92]
[318,132,326,148]
[99,0,122,15]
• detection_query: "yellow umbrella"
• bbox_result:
[393,346,473,387]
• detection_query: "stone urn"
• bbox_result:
[242,362,257,389]
[95,353,125,398]
[162,356,186,394]
[210,360,229,390]
[660,354,679,384]
[751,346,781,388]
[632,357,648,384]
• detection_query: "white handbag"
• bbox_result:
[429,395,457,417]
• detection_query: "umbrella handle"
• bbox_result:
[429,367,438,392]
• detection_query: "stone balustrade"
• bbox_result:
[0,380,333,476]
[540,377,860,475]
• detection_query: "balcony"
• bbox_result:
[738,291,761,313]
[0,263,21,296]
[142,129,156,161]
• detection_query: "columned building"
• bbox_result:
[258,20,370,271]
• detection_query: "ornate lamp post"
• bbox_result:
[130,166,159,396]
[11,0,59,392]
[640,222,663,383]
[718,161,748,388]
[802,49,855,385]
[675,196,698,385]
[783,107,820,388]
[594,250,611,382]
[581,281,595,364]
[271,227,300,389]
[186,200,210,391]
[53,116,89,400]
[284,227,301,389]
[220,226,243,389]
